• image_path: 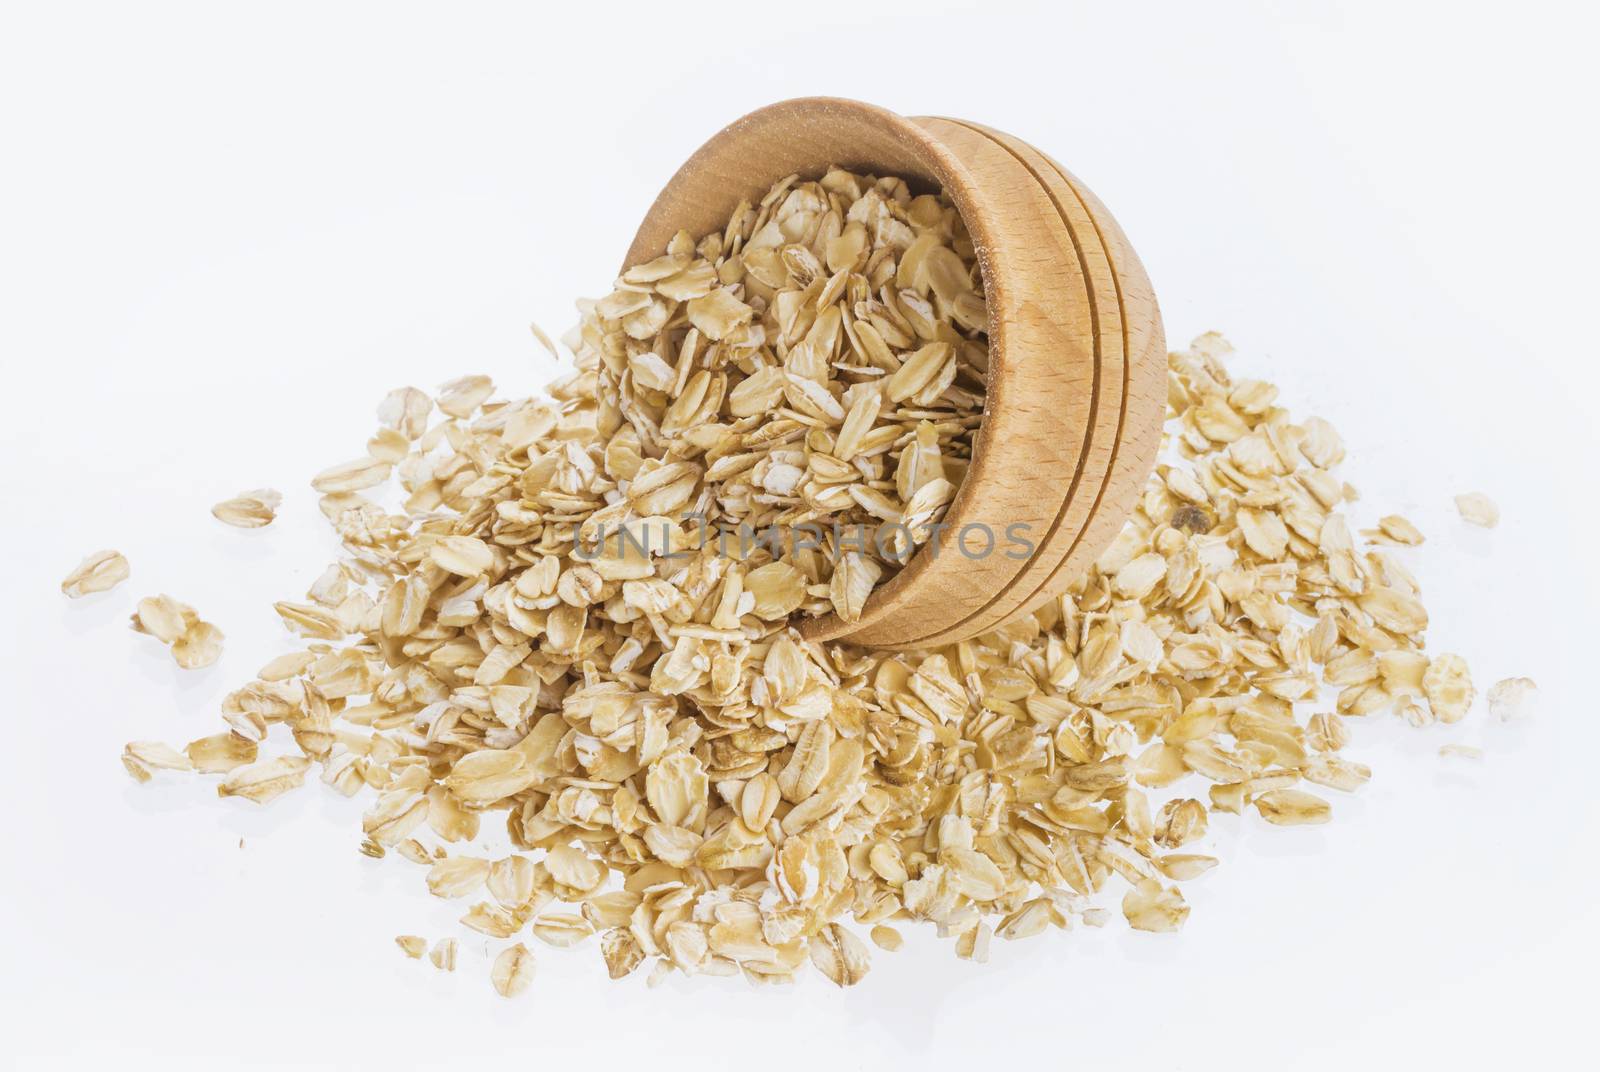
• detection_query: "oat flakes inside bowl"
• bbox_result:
[575,168,988,624]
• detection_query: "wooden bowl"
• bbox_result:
[624,97,1165,649]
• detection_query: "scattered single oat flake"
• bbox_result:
[429,938,457,972]
[954,921,992,962]
[1486,676,1538,721]
[1438,744,1484,760]
[1454,491,1500,528]
[61,549,130,597]
[377,386,432,440]
[395,935,427,959]
[491,943,535,997]
[869,925,904,952]
[172,621,225,670]
[216,755,310,804]
[311,456,390,494]
[529,321,560,360]
[1123,882,1189,933]
[211,488,283,528]
[1423,654,1475,724]
[1254,790,1332,826]
[809,924,871,986]
[186,732,257,773]
[121,741,192,783]
[1369,514,1424,546]
[437,375,495,418]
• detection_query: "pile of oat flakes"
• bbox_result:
[90,168,1525,993]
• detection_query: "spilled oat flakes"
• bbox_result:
[118,171,1485,993]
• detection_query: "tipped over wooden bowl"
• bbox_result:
[624,97,1165,649]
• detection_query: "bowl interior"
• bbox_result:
[622,98,1021,645]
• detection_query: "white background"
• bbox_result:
[2,1,1595,1068]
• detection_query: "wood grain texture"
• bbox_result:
[623,97,1164,649]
